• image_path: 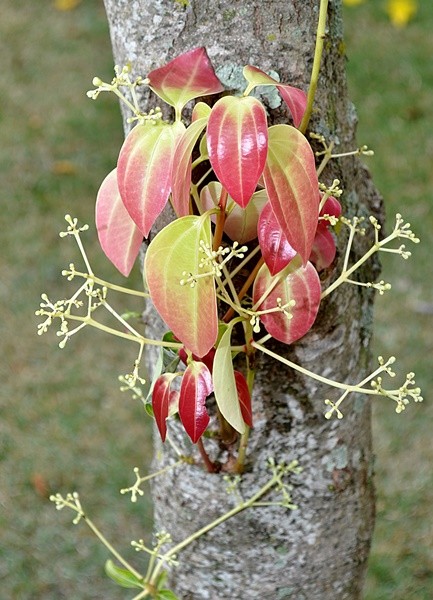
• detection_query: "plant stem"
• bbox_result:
[82,515,144,582]
[71,271,149,297]
[149,470,283,585]
[252,341,365,393]
[299,0,329,134]
[234,354,255,473]
[197,437,218,472]
[213,187,228,251]
[63,313,183,349]
[223,256,264,322]
[321,243,377,299]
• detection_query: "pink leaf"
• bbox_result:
[257,202,297,276]
[147,47,224,114]
[234,371,253,427]
[117,121,185,237]
[263,124,319,264]
[152,373,179,442]
[200,182,267,243]
[309,224,337,271]
[179,361,213,443]
[171,116,209,217]
[207,96,268,208]
[253,261,321,344]
[95,169,143,276]
[243,65,307,127]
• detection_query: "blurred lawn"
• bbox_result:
[0,1,431,599]
[344,2,433,599]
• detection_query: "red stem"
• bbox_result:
[197,437,217,473]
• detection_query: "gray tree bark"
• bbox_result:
[103,1,381,598]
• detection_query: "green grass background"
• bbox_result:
[1,1,431,598]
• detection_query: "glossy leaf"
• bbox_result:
[253,261,321,344]
[309,224,336,271]
[117,121,185,237]
[147,47,224,114]
[213,326,246,434]
[144,215,217,357]
[207,95,268,208]
[95,168,143,276]
[179,347,216,373]
[234,371,253,427]
[105,560,143,590]
[320,195,342,219]
[200,182,267,243]
[179,361,212,443]
[257,202,297,276]
[171,117,209,217]
[152,373,179,442]
[263,124,319,264]
[243,65,307,127]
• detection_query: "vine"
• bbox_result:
[37,0,422,595]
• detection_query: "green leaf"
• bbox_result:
[144,215,218,357]
[104,560,143,590]
[213,325,246,434]
[157,590,181,600]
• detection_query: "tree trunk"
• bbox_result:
[103,1,381,598]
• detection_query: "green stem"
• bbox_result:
[71,271,149,297]
[63,313,183,349]
[149,471,282,585]
[234,355,255,473]
[321,243,377,299]
[252,341,375,394]
[82,515,144,582]
[299,0,329,134]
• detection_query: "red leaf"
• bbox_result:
[309,224,336,271]
[253,261,321,344]
[243,65,307,127]
[257,202,297,276]
[95,169,143,276]
[147,47,224,114]
[234,371,253,427]
[152,373,179,442]
[207,96,268,208]
[117,121,185,237]
[263,124,319,264]
[320,196,342,219]
[179,347,216,373]
[179,362,213,443]
[171,116,208,217]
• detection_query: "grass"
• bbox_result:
[344,2,433,598]
[1,1,431,598]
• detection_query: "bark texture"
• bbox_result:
[103,1,382,598]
